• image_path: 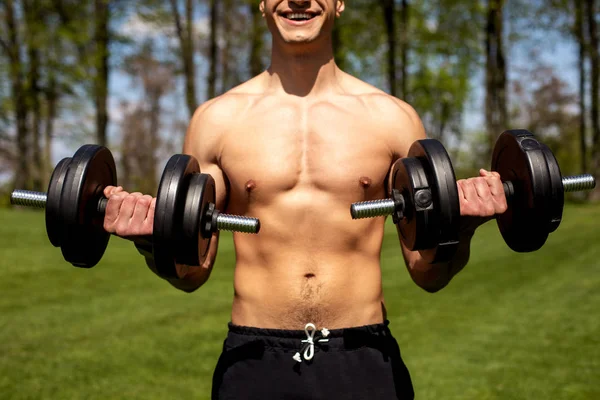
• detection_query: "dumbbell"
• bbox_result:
[349,130,596,262]
[10,144,260,277]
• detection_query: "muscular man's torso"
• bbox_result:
[200,71,418,329]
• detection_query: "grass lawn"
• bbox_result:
[0,204,599,399]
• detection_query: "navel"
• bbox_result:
[359,176,372,188]
[245,179,257,193]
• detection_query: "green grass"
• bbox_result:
[1,204,599,399]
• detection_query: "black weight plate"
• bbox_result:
[409,139,460,263]
[154,154,199,278]
[492,130,553,252]
[179,173,215,267]
[61,145,117,267]
[391,157,436,252]
[46,157,72,248]
[540,144,564,233]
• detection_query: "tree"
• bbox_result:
[94,0,110,147]
[399,0,409,99]
[409,0,483,146]
[207,0,218,99]
[52,0,116,147]
[574,0,588,174]
[586,0,600,184]
[169,0,197,117]
[380,0,397,96]
[249,0,266,77]
[23,0,44,190]
[121,41,175,193]
[485,0,508,151]
[512,63,580,174]
[2,0,31,189]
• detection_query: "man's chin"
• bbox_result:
[279,33,320,45]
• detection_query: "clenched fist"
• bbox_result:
[103,186,155,238]
[457,169,507,234]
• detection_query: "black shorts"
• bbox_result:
[212,320,414,399]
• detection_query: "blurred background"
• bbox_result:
[1,1,599,399]
[0,0,599,196]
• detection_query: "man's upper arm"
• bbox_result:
[386,98,427,161]
[182,100,228,212]
[384,97,429,271]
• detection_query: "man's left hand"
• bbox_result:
[457,169,507,235]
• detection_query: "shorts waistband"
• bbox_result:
[225,320,392,351]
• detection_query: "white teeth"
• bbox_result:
[286,13,313,21]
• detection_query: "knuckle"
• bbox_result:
[123,194,138,206]
[115,222,131,237]
[498,201,508,214]
[103,220,114,233]
[138,196,152,208]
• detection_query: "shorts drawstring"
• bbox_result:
[292,323,330,363]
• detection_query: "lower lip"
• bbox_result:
[282,16,317,26]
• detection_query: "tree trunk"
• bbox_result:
[575,0,588,174]
[381,0,397,96]
[249,0,265,76]
[399,0,409,99]
[185,0,196,114]
[5,0,31,189]
[146,96,160,194]
[586,0,600,183]
[94,0,110,147]
[485,0,508,151]
[25,0,43,190]
[221,0,233,93]
[207,0,218,99]
[170,0,197,117]
[43,75,58,190]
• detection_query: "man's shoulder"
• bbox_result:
[342,73,420,124]
[191,75,267,125]
[340,73,425,151]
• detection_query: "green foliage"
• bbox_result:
[0,0,594,186]
[335,0,388,87]
[409,0,484,144]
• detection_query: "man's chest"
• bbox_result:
[219,105,394,197]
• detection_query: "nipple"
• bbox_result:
[245,179,257,193]
[359,176,372,188]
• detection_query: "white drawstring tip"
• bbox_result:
[292,323,329,363]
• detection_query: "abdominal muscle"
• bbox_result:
[228,199,388,330]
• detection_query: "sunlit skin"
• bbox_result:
[103,0,507,330]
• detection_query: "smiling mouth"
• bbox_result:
[282,12,318,22]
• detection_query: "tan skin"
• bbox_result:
[103,0,507,330]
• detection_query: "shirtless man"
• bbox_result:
[103,1,507,398]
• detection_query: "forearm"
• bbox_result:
[136,233,219,293]
[145,259,212,293]
[404,231,474,293]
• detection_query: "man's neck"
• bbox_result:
[266,40,342,97]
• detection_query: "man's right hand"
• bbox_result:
[103,186,155,238]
